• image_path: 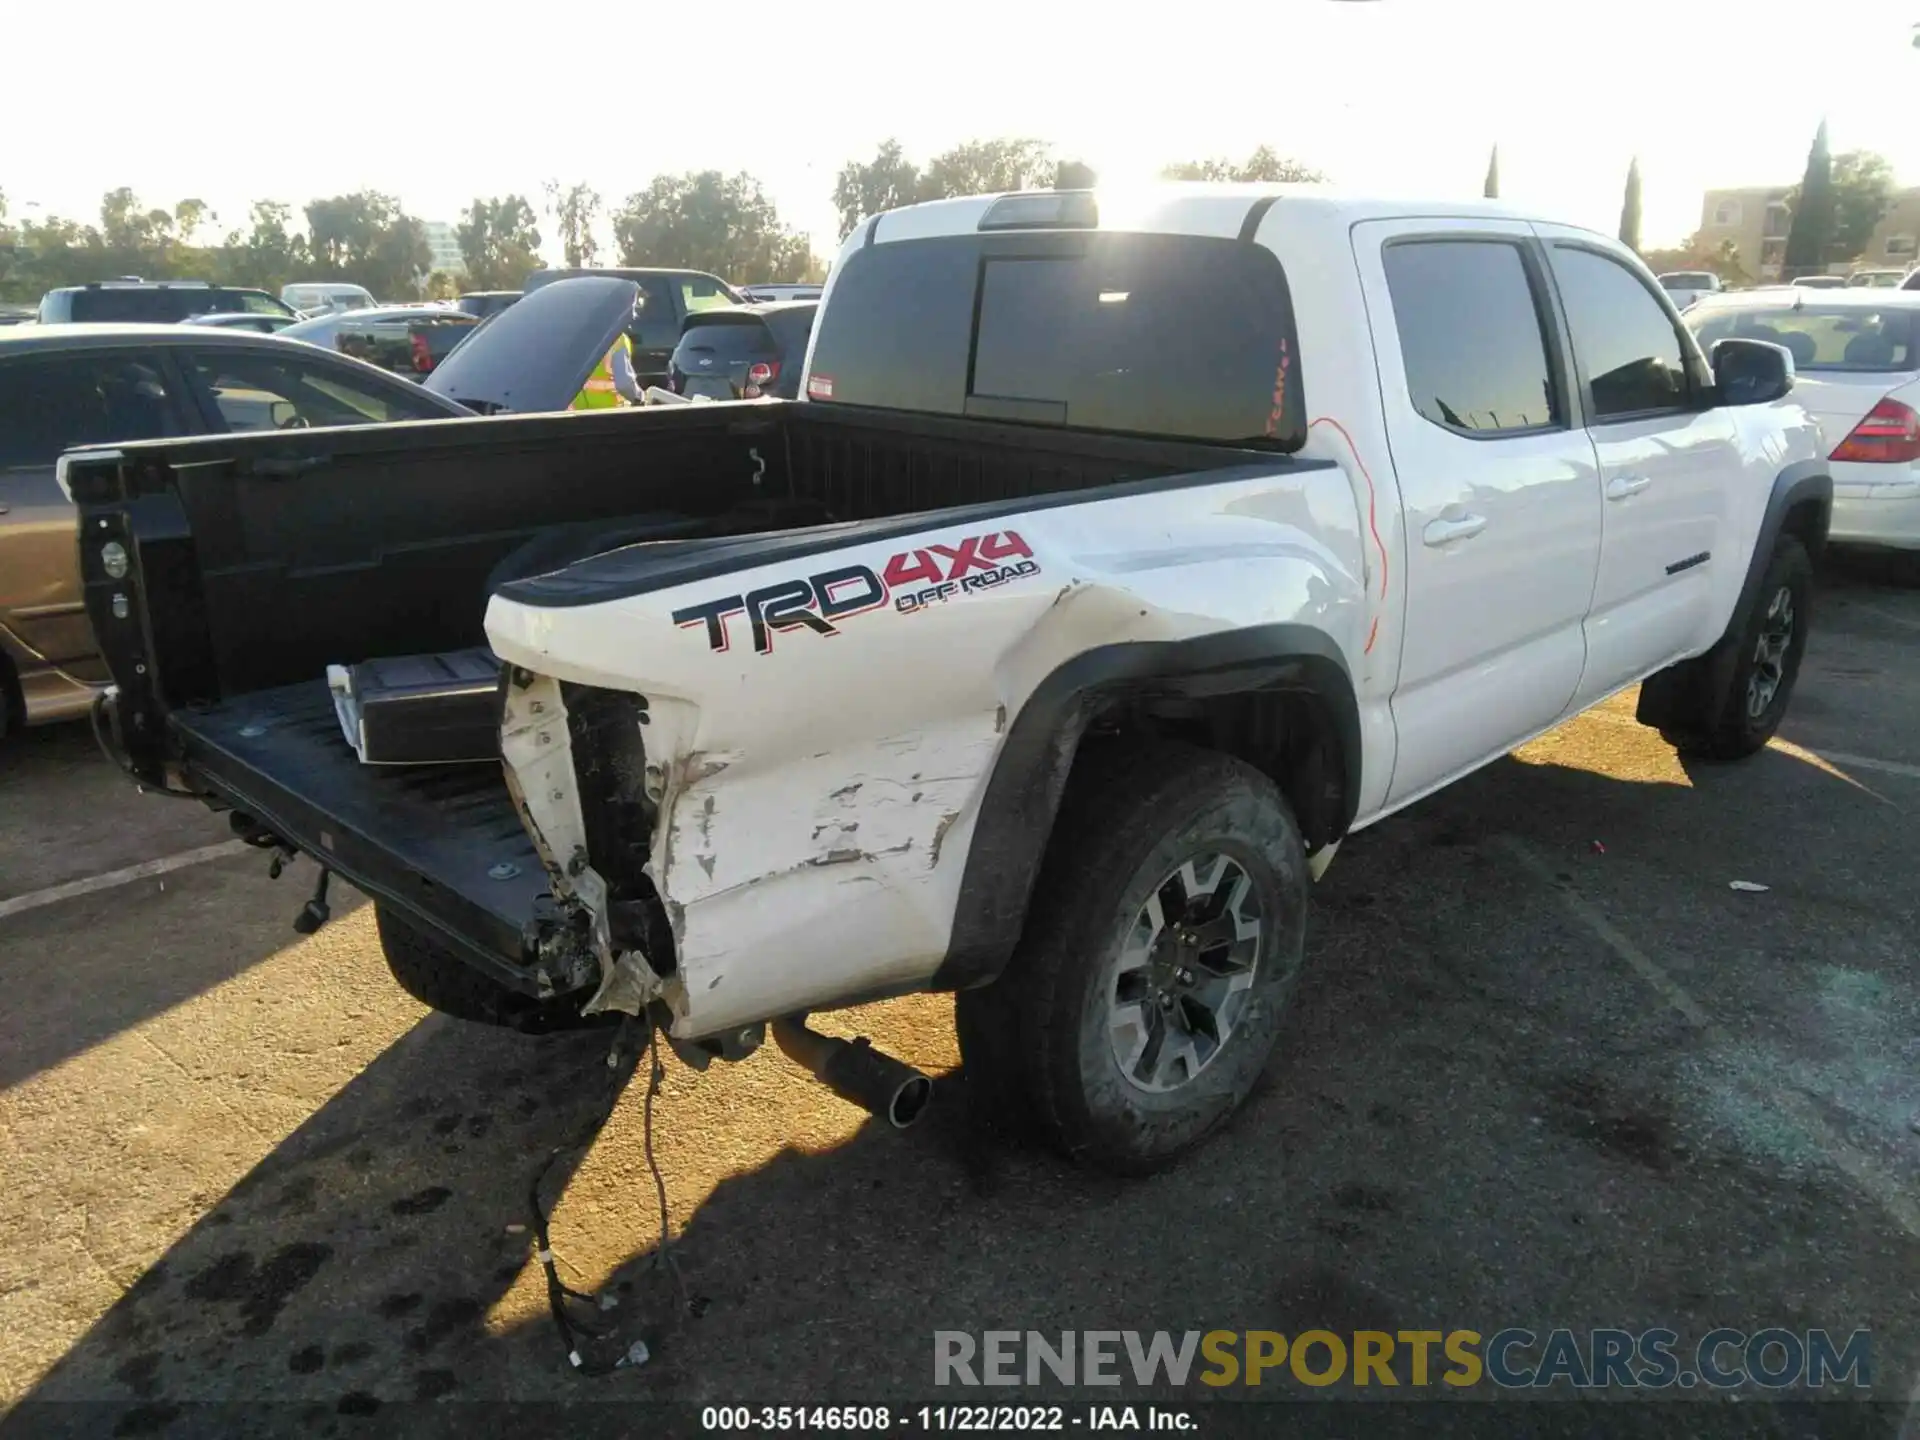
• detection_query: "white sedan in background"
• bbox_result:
[1688,290,1920,550]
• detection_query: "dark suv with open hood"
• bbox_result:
[522,267,743,388]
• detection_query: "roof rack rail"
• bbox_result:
[81,278,213,289]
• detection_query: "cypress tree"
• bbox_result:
[1618,158,1642,252]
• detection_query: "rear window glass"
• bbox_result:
[806,233,1303,447]
[62,288,283,322]
[1660,274,1714,289]
[1687,306,1919,373]
[674,317,775,361]
[66,289,209,322]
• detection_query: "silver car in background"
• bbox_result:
[1657,271,1722,312]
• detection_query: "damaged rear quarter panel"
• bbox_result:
[484,468,1365,1039]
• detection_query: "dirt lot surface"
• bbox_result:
[2,561,1916,1438]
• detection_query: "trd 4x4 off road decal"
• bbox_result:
[672,530,1040,654]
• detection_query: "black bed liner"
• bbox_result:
[175,681,549,992]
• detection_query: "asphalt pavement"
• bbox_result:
[1,558,1916,1437]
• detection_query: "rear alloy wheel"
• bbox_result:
[957,739,1307,1174]
[1744,584,1796,723]
[1107,852,1264,1094]
[1663,536,1812,760]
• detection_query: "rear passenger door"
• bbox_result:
[1534,228,1739,705]
[1353,220,1603,807]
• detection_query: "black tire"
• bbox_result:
[956,739,1309,1174]
[374,905,606,1034]
[1663,537,1812,761]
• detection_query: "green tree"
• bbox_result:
[457,194,544,289]
[423,270,461,301]
[1054,160,1098,189]
[832,139,924,240]
[1783,121,1835,275]
[918,137,1054,200]
[366,214,432,299]
[97,187,186,276]
[1618,157,1643,252]
[1483,145,1500,200]
[304,191,429,297]
[1161,146,1325,183]
[1787,149,1894,266]
[3,213,102,298]
[173,199,212,245]
[613,171,818,282]
[543,180,603,268]
[220,201,309,293]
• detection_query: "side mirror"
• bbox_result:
[1712,337,1795,406]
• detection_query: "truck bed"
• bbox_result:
[72,399,1300,996]
[175,678,548,987]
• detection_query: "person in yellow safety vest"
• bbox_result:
[572,323,644,410]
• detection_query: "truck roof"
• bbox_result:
[854,183,1592,250]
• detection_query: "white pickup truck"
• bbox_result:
[77,186,1830,1175]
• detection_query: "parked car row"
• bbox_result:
[1657,268,1919,313]
[1,255,828,735]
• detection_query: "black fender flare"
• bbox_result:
[1637,460,1830,729]
[933,622,1361,991]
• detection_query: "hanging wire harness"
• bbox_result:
[528,1012,698,1376]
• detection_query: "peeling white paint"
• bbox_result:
[488,469,1368,1039]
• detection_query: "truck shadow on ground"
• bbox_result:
[6,740,1915,1439]
[0,723,255,1092]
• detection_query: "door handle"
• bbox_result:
[1422,513,1488,546]
[1606,474,1653,501]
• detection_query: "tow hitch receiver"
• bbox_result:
[770,1017,933,1130]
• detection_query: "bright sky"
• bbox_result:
[7,0,1917,266]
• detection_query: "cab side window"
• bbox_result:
[1549,246,1692,420]
[1382,239,1561,435]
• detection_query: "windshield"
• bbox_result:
[1688,305,1920,373]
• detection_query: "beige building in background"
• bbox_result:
[1697,184,1920,280]
[1697,187,1793,280]
[1864,189,1920,271]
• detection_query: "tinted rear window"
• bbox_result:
[64,288,283,322]
[1687,306,1919,372]
[1660,274,1714,289]
[806,233,1303,447]
[674,317,776,361]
